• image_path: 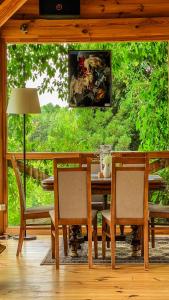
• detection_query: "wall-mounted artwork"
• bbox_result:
[68,50,112,107]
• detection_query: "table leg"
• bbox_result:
[120,225,125,237]
[69,225,84,257]
[103,194,108,209]
[131,225,141,257]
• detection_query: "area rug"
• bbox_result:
[41,237,169,265]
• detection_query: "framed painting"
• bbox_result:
[68,50,112,107]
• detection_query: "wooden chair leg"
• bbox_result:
[16,223,25,256]
[93,216,98,259]
[62,225,68,256]
[107,239,110,249]
[151,218,155,248]
[86,225,88,240]
[141,225,144,257]
[104,195,108,209]
[102,216,106,259]
[55,225,59,269]
[68,226,70,240]
[144,221,149,270]
[88,220,93,269]
[51,223,55,259]
[120,225,125,236]
[110,224,116,269]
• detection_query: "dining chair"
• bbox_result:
[50,157,98,269]
[101,155,149,269]
[112,151,149,238]
[91,160,108,211]
[112,152,146,158]
[149,203,169,248]
[11,155,54,256]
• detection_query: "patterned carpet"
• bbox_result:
[41,237,169,265]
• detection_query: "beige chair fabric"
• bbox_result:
[58,171,87,219]
[91,163,106,209]
[82,162,100,174]
[116,170,144,218]
[25,205,53,213]
[91,163,100,174]
[80,162,106,210]
[149,203,169,248]
[26,217,51,225]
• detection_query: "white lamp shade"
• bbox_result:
[7,88,41,114]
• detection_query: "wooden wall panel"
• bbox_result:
[0,40,7,234]
[2,17,169,43]
[13,0,169,20]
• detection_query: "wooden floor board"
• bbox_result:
[0,236,169,299]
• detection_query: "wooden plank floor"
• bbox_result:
[0,236,169,300]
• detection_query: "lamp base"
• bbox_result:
[13,234,37,241]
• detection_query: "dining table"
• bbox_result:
[42,173,166,257]
[42,173,166,193]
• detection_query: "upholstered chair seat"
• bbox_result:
[149,203,169,248]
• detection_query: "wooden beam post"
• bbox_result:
[0,0,28,27]
[168,43,169,128]
[0,39,7,234]
[2,17,169,43]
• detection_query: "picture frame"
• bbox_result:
[68,50,112,107]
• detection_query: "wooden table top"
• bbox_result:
[42,174,166,194]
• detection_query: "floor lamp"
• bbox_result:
[7,88,41,240]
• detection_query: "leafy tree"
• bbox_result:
[7,42,169,225]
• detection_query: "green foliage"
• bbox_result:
[8,44,68,98]
[150,167,169,206]
[7,42,169,225]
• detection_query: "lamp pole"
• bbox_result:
[22,113,36,240]
[7,88,41,241]
[23,113,26,201]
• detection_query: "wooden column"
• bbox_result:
[168,42,169,121]
[0,39,7,234]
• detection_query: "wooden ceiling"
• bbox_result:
[13,0,169,19]
[1,0,169,42]
[0,0,28,27]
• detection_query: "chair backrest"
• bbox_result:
[81,159,100,173]
[11,155,25,217]
[53,157,92,223]
[112,152,146,158]
[91,161,100,174]
[111,156,149,222]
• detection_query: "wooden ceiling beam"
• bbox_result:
[0,39,7,233]
[14,0,169,20]
[1,17,169,43]
[0,0,28,27]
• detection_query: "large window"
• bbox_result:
[7,42,169,226]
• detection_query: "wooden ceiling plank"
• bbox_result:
[1,17,169,43]
[14,0,169,20]
[0,0,28,27]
